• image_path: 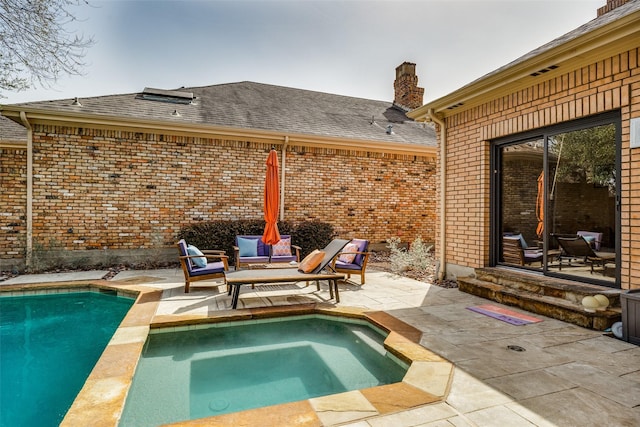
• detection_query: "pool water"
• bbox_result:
[120,315,407,426]
[0,291,134,427]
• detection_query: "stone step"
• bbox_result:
[474,267,621,307]
[458,276,621,331]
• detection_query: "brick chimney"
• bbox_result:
[597,0,629,16]
[393,62,424,110]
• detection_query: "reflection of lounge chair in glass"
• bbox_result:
[502,235,543,266]
[224,239,350,309]
[576,230,604,251]
[553,234,615,274]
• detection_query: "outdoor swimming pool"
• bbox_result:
[0,290,134,427]
[120,314,408,426]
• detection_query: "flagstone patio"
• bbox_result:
[3,267,639,426]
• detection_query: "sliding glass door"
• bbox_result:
[494,113,620,287]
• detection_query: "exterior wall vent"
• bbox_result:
[530,65,559,77]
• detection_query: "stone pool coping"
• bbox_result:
[2,281,454,426]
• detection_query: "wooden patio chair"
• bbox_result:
[331,238,370,284]
[502,235,543,266]
[177,239,229,293]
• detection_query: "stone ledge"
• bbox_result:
[459,275,621,330]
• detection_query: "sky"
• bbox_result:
[3,0,606,106]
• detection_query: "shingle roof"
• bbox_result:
[4,81,436,146]
[0,115,27,141]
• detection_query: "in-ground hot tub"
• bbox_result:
[120,314,408,426]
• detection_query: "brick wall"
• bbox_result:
[440,47,640,289]
[0,148,27,261]
[0,127,436,267]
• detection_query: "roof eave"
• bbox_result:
[408,8,640,121]
[1,108,436,158]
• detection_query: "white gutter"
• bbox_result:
[427,109,447,281]
[0,108,437,158]
[280,136,289,220]
[19,111,33,268]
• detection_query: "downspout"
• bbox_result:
[19,111,33,268]
[280,136,289,220]
[427,109,447,281]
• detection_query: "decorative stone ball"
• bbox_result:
[582,296,600,313]
[593,294,610,310]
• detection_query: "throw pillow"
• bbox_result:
[237,237,258,257]
[298,249,326,273]
[338,243,359,264]
[272,237,292,256]
[512,233,528,249]
[187,244,207,268]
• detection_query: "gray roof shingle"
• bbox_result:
[0,115,27,141]
[4,81,436,146]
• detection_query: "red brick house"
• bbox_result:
[409,0,639,292]
[1,65,436,270]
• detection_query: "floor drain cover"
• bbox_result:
[507,345,526,352]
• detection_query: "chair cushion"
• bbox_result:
[335,260,361,270]
[271,255,298,263]
[236,235,268,256]
[238,256,270,264]
[237,237,258,257]
[512,234,528,249]
[338,243,359,264]
[190,261,226,276]
[298,249,326,273]
[272,237,292,256]
[351,239,369,266]
[187,244,207,268]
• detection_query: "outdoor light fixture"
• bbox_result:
[172,109,181,117]
[72,97,82,106]
[386,125,393,134]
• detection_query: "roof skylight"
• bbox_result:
[139,87,194,104]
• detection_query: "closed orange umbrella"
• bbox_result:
[536,171,544,238]
[262,148,281,249]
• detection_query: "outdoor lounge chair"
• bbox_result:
[502,235,543,266]
[224,239,350,309]
[331,238,370,284]
[177,239,229,293]
[553,234,616,273]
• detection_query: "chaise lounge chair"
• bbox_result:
[177,239,229,293]
[224,239,350,309]
[553,234,616,273]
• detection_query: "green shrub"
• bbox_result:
[387,236,433,276]
[178,219,334,264]
[291,220,336,258]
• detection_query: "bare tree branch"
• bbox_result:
[0,0,94,98]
